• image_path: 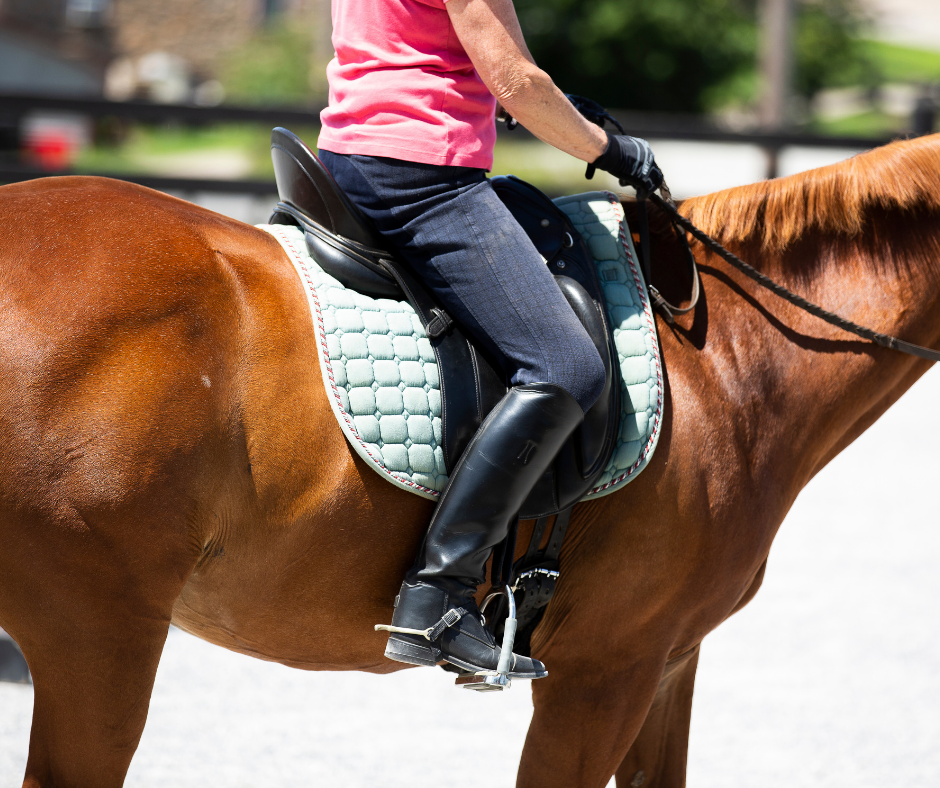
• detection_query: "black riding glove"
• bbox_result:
[590,130,664,194]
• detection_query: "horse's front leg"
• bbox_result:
[614,646,700,788]
[22,603,174,788]
[517,643,670,788]
[2,503,201,788]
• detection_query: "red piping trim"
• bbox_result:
[586,193,665,496]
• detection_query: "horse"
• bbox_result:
[1,133,939,788]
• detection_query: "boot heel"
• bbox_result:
[384,635,441,667]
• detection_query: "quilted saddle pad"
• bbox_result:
[260,190,664,501]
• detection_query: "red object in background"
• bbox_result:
[24,131,78,171]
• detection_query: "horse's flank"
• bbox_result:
[1,136,939,787]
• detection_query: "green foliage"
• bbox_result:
[806,109,906,137]
[515,0,756,112]
[794,0,874,95]
[76,123,321,179]
[861,40,940,83]
[218,23,317,106]
[515,0,875,112]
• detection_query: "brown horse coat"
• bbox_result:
[1,134,939,787]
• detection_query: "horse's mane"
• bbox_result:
[680,133,940,252]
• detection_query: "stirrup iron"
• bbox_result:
[454,585,517,692]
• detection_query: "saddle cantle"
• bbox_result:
[268,127,620,518]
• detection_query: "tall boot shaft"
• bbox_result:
[410,382,583,592]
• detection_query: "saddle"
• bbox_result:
[269,128,621,520]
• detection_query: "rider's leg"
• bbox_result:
[319,152,606,410]
[386,382,583,676]
[320,152,605,675]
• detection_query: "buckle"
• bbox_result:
[427,607,466,641]
[426,307,454,339]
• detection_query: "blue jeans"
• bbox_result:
[319,151,606,412]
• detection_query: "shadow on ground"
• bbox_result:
[0,639,30,685]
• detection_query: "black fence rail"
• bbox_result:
[0,92,906,191]
[0,92,326,127]
[0,164,278,196]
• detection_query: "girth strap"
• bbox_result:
[492,507,574,655]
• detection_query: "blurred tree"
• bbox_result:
[794,0,875,97]
[515,0,872,113]
[515,0,756,112]
[218,22,318,106]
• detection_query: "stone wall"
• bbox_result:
[110,0,322,77]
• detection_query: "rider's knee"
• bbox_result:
[576,343,607,412]
[548,339,605,414]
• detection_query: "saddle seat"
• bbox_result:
[268,127,620,519]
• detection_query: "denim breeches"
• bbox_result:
[319,151,606,413]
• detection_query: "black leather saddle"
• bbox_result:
[269,127,621,518]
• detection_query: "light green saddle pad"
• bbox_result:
[260,190,663,502]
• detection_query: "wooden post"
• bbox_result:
[764,145,781,180]
[912,93,937,136]
[759,0,795,130]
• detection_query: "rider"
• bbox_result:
[317,0,664,680]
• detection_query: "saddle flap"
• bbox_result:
[554,276,617,473]
[490,175,569,262]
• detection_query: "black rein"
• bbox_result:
[648,192,940,364]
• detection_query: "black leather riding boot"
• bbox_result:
[379,383,583,678]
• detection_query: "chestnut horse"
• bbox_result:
[1,134,939,788]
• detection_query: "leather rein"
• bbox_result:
[565,94,940,364]
[641,191,940,364]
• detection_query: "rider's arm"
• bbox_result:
[445,0,608,164]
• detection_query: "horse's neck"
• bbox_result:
[710,215,940,486]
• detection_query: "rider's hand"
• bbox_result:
[591,131,664,194]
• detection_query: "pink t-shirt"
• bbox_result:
[318,0,497,170]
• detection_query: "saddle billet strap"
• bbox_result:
[490,516,521,589]
[492,507,574,656]
[524,516,551,562]
[543,507,572,559]
[374,256,503,472]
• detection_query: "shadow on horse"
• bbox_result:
[1,134,939,787]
